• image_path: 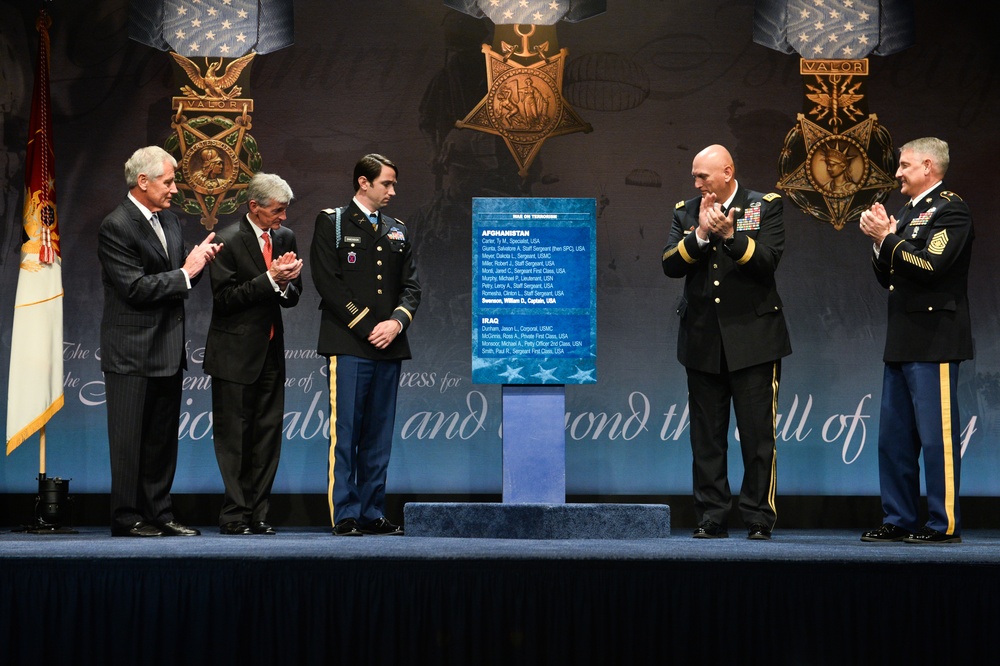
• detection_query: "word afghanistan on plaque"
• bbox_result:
[472,198,596,385]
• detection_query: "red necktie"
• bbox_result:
[263,232,274,339]
[262,231,272,267]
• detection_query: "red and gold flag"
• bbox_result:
[6,9,64,454]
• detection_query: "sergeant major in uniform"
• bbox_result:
[859,137,974,544]
[311,154,421,537]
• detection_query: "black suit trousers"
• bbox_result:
[105,371,182,529]
[686,360,781,529]
[211,338,284,525]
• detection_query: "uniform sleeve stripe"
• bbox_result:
[347,307,370,329]
[887,239,906,269]
[394,306,413,322]
[677,239,697,264]
[735,236,755,265]
[901,250,934,271]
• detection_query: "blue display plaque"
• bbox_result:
[472,198,597,384]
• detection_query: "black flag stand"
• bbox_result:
[11,427,77,534]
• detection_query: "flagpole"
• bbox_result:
[39,425,46,477]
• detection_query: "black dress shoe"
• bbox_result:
[692,521,728,539]
[220,521,252,535]
[111,521,164,537]
[359,517,404,536]
[159,520,200,537]
[860,523,909,542]
[903,526,962,544]
[333,518,363,537]
[250,521,276,535]
[747,523,772,540]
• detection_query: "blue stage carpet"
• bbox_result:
[3,528,998,665]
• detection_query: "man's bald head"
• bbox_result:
[691,144,736,200]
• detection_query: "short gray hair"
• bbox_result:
[247,172,294,207]
[901,137,950,177]
[124,146,177,187]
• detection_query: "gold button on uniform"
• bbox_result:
[714,297,721,304]
[713,280,720,286]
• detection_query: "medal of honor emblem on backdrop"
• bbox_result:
[447,1,606,178]
[167,52,260,231]
[754,0,915,229]
[456,24,592,177]
[128,0,294,230]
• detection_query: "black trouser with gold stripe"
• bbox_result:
[686,360,780,530]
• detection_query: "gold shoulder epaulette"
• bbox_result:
[675,200,686,209]
[939,191,963,202]
[322,208,336,214]
[762,192,781,202]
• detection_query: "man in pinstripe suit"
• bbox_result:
[98,146,221,537]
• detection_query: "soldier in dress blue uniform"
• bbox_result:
[859,137,974,544]
[311,154,421,536]
[662,144,792,540]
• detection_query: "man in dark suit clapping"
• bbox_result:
[98,145,221,537]
[203,173,303,536]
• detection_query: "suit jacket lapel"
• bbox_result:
[161,212,182,265]
[732,186,749,218]
[124,198,169,264]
